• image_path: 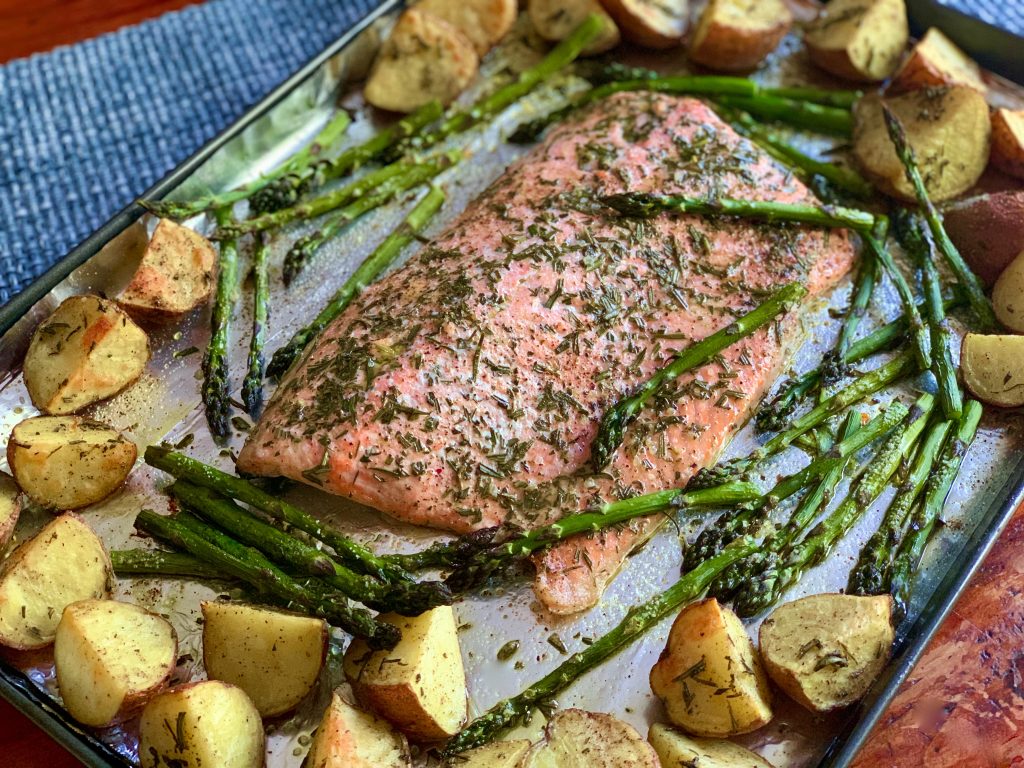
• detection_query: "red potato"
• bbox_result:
[889,27,987,94]
[688,0,792,72]
[991,108,1024,180]
[941,190,1024,286]
[961,333,1024,408]
[528,0,621,56]
[804,0,908,82]
[601,0,688,49]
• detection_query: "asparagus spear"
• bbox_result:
[241,235,269,417]
[864,231,930,370]
[882,107,996,330]
[716,94,853,137]
[268,185,446,378]
[135,509,399,649]
[203,208,240,440]
[440,537,759,757]
[590,282,807,470]
[111,549,230,579]
[819,249,877,388]
[144,446,415,585]
[765,86,862,109]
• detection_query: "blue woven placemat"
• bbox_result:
[0,0,381,305]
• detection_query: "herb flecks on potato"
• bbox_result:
[688,0,792,72]
[804,0,908,82]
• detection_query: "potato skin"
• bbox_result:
[600,0,688,50]
[889,27,986,94]
[688,0,792,72]
[305,691,410,768]
[0,472,21,550]
[991,108,1024,181]
[942,191,1024,287]
[961,333,1024,408]
[804,0,908,82]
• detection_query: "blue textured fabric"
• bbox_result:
[0,0,380,304]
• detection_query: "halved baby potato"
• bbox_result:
[942,191,1024,287]
[804,0,908,82]
[414,0,517,56]
[889,27,986,94]
[991,108,1024,181]
[521,709,659,767]
[601,0,688,50]
[8,415,137,510]
[0,472,21,550]
[528,0,621,56]
[994,250,1024,333]
[24,294,149,415]
[961,333,1024,408]
[688,0,792,72]
[55,599,177,727]
[0,514,112,650]
[648,723,774,768]
[305,690,410,768]
[446,740,532,767]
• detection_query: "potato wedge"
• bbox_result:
[991,108,1024,181]
[650,598,772,737]
[344,605,466,741]
[365,8,479,113]
[942,191,1024,286]
[0,472,21,550]
[993,250,1024,333]
[202,601,328,718]
[139,680,264,768]
[759,593,894,713]
[648,723,774,768]
[601,0,688,50]
[445,740,532,767]
[8,416,137,510]
[0,514,112,650]
[414,0,516,56]
[521,709,659,767]
[804,0,908,82]
[24,294,149,415]
[305,690,410,768]
[55,599,176,727]
[528,0,621,56]
[961,333,1024,408]
[853,87,991,203]
[889,28,986,94]
[688,0,792,72]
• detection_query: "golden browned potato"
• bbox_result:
[648,723,775,768]
[961,333,1024,408]
[414,0,517,56]
[991,108,1024,180]
[601,0,688,50]
[365,8,479,113]
[202,601,328,718]
[889,28,986,94]
[446,740,532,767]
[23,295,149,415]
[7,416,137,510]
[758,593,894,713]
[305,691,410,768]
[650,598,772,737]
[804,0,908,82]
[344,605,466,741]
[993,250,1024,332]
[0,472,21,550]
[853,87,991,203]
[54,599,177,727]
[139,680,264,768]
[528,0,621,55]
[0,514,112,650]
[688,0,792,72]
[521,709,659,767]
[942,191,1024,286]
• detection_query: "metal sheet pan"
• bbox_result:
[1,2,1023,765]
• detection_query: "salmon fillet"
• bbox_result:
[239,92,856,613]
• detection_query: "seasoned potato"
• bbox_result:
[446,740,532,767]
[521,709,659,767]
[23,294,149,415]
[414,0,516,56]
[8,416,137,510]
[344,605,466,741]
[528,0,621,56]
[889,28,986,94]
[0,514,112,650]
[649,598,772,737]
[648,723,774,768]
[804,0,908,82]
[991,108,1024,180]
[961,333,1024,408]
[688,0,792,72]
[853,87,991,203]
[54,599,176,727]
[994,250,1024,332]
[759,593,894,713]
[305,691,410,768]
[601,0,688,49]
[0,472,21,550]
[942,191,1024,286]
[365,8,479,113]
[202,601,328,717]
[139,680,264,768]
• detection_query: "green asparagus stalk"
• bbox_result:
[111,549,230,579]
[590,282,807,470]
[268,185,446,378]
[882,107,996,330]
[716,94,853,137]
[765,86,862,109]
[864,231,930,370]
[440,536,759,757]
[241,235,269,417]
[820,250,877,388]
[202,208,240,440]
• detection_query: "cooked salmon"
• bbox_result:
[238,92,856,613]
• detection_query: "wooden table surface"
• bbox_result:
[2,1,1023,766]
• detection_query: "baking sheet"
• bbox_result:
[1,3,1023,766]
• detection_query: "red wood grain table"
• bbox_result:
[1,2,1023,766]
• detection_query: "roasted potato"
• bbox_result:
[446,740,532,767]
[648,723,774,768]
[889,28,986,94]
[528,0,621,56]
[23,294,149,415]
[758,593,894,713]
[961,333,1024,408]
[601,0,688,49]
[0,514,112,650]
[993,250,1024,332]
[521,709,659,767]
[688,0,792,72]
[7,416,137,510]
[0,472,21,550]
[649,598,772,737]
[202,601,328,718]
[139,680,264,768]
[344,605,466,741]
[365,8,479,113]
[305,690,410,768]
[804,0,908,82]
[991,108,1024,180]
[54,599,176,727]
[942,191,1024,286]
[414,0,516,56]
[853,87,991,203]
